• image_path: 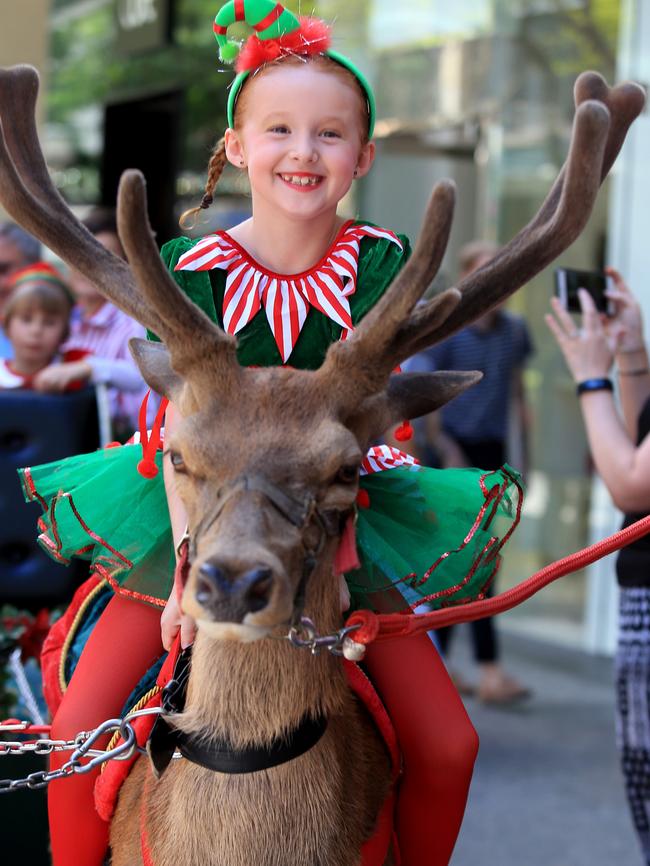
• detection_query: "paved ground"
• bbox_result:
[447,630,642,866]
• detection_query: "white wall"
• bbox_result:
[585,0,650,654]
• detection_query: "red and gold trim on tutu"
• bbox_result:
[412,467,523,609]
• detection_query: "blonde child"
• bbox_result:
[0,264,73,389]
[33,211,150,438]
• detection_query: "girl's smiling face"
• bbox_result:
[225,62,375,221]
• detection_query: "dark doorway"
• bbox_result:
[102,90,183,245]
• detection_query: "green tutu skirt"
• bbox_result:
[19,445,522,613]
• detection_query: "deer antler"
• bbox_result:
[0,66,237,388]
[534,73,645,227]
[318,181,457,386]
[323,73,644,404]
[397,74,646,358]
[0,66,166,335]
[116,171,239,382]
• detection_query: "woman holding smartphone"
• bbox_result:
[547,267,650,865]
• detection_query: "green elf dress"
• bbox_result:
[20,220,522,614]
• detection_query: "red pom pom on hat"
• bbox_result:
[135,391,168,480]
[356,489,371,509]
[137,457,159,479]
[394,421,414,442]
[235,16,331,73]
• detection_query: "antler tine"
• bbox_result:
[575,73,645,182]
[0,66,164,334]
[0,68,63,213]
[117,171,239,378]
[529,74,645,232]
[408,100,610,350]
[319,181,456,390]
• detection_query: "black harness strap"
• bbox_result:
[188,472,346,623]
[176,715,328,774]
[147,646,328,778]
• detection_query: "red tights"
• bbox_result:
[365,634,479,865]
[48,604,477,866]
[48,594,164,866]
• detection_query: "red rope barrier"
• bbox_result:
[345,513,650,645]
[1,719,51,735]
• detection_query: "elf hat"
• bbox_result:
[8,262,74,302]
[214,1,376,138]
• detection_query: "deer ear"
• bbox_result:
[129,338,185,401]
[386,371,483,420]
[346,371,482,443]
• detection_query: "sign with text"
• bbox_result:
[115,0,172,55]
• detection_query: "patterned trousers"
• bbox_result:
[616,587,650,865]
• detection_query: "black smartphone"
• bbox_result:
[554,268,613,315]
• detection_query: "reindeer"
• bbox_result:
[0,65,644,866]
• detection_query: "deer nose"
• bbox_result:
[196,561,274,620]
[196,561,231,602]
[240,567,273,612]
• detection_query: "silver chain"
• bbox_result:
[287,616,362,657]
[0,620,363,793]
[0,706,164,793]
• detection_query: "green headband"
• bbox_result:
[214,1,376,138]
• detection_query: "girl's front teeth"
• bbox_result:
[281,175,321,186]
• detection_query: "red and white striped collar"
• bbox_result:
[175,221,402,363]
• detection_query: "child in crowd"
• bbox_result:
[0,263,73,389]
[0,222,42,358]
[33,210,151,438]
[28,6,521,865]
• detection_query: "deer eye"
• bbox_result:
[336,464,359,485]
[169,451,186,472]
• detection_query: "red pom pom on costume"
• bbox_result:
[394,421,414,442]
[236,17,331,73]
[104,441,122,449]
[356,489,371,509]
[137,458,159,479]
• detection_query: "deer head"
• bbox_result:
[0,66,644,640]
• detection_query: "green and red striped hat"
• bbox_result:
[9,262,74,302]
[214,1,376,137]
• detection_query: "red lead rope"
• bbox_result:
[344,513,650,646]
[6,514,650,743]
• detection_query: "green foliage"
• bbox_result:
[515,0,619,85]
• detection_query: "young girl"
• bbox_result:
[26,6,521,865]
[0,263,73,389]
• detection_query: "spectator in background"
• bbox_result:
[406,240,533,703]
[0,222,41,358]
[546,268,650,865]
[0,263,73,389]
[32,209,150,439]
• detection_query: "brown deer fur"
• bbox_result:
[0,65,644,866]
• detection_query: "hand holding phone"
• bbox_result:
[554,268,613,316]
